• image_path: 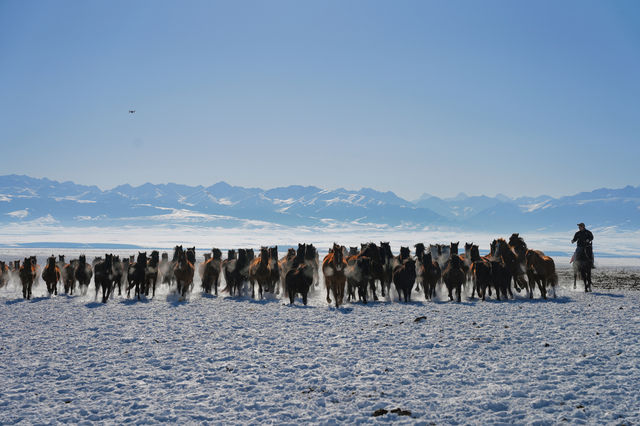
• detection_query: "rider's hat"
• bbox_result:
[577,222,585,227]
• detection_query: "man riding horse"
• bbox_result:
[571,222,594,268]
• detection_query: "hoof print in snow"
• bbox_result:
[414,316,426,322]
[372,408,412,417]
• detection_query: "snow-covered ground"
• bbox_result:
[1,248,639,424]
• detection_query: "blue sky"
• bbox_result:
[1,1,638,200]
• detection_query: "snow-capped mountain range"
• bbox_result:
[0,175,638,231]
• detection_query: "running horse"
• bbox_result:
[19,257,37,300]
[322,243,347,308]
[174,249,194,301]
[573,246,593,292]
[249,247,271,299]
[42,255,61,296]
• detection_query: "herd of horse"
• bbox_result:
[0,233,594,305]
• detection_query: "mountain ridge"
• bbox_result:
[0,175,638,231]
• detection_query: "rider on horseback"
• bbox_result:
[571,222,594,268]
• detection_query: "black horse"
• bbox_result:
[573,246,593,292]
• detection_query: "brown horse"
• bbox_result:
[249,247,271,299]
[63,260,77,295]
[75,255,93,296]
[19,257,36,299]
[144,250,160,297]
[0,261,9,290]
[201,248,222,295]
[174,249,194,301]
[268,246,280,295]
[526,250,557,299]
[442,243,465,302]
[285,245,314,305]
[94,254,114,303]
[42,255,61,296]
[419,251,440,301]
[322,243,347,308]
[278,248,297,296]
[346,256,371,303]
[469,245,492,300]
[573,246,593,292]
[393,258,416,303]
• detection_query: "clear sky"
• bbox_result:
[1,1,639,200]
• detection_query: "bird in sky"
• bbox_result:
[128,110,135,114]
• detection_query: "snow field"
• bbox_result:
[1,272,640,424]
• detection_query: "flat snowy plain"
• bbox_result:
[1,249,640,424]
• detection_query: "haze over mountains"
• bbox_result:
[0,175,638,232]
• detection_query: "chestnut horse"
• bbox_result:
[42,255,61,296]
[525,250,558,299]
[268,246,280,295]
[322,243,347,308]
[249,247,271,299]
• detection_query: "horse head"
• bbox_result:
[400,246,410,260]
[212,248,222,260]
[450,242,459,255]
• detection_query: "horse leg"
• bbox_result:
[370,279,378,301]
[539,278,547,299]
[325,279,332,304]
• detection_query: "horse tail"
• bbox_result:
[550,272,558,288]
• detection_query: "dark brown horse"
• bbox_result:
[0,261,9,290]
[346,256,371,303]
[145,250,160,297]
[323,243,347,307]
[174,249,194,301]
[267,246,280,295]
[249,247,271,299]
[63,260,77,295]
[526,250,557,299]
[278,248,297,296]
[573,246,593,292]
[94,254,114,303]
[442,243,465,302]
[75,255,93,296]
[19,257,36,299]
[418,251,440,301]
[42,255,61,296]
[360,242,384,301]
[201,248,222,295]
[127,252,147,300]
[393,258,416,302]
[285,245,313,305]
[469,245,492,300]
